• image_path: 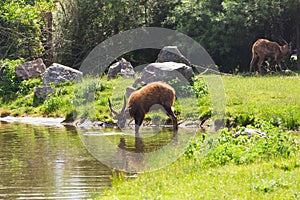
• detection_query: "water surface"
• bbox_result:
[0,122,111,199]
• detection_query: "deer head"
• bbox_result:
[108,96,128,129]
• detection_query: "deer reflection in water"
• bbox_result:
[113,136,145,173]
[112,129,178,173]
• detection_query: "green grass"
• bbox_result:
[98,74,300,199]
[100,128,300,199]
[101,154,300,200]
[223,75,300,130]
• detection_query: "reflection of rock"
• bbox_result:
[133,62,195,87]
[15,58,46,81]
[44,63,83,85]
[107,58,135,80]
[34,86,54,99]
[156,46,191,66]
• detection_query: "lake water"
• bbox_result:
[0,120,197,199]
[0,121,111,199]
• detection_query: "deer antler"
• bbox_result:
[108,98,118,115]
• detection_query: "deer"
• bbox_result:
[250,39,291,74]
[108,82,178,137]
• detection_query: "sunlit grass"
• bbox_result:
[223,75,300,130]
[100,152,300,200]
[98,74,300,199]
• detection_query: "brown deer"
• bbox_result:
[108,82,178,136]
[250,39,291,74]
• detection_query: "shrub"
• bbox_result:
[185,122,299,167]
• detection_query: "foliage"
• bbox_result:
[0,0,55,60]
[164,0,299,72]
[1,0,299,72]
[185,124,299,166]
[0,59,23,102]
[53,0,179,68]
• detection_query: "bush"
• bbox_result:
[185,122,299,167]
[0,59,23,102]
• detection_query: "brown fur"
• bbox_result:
[250,39,291,74]
[109,82,178,136]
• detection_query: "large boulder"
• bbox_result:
[134,62,195,86]
[34,86,54,99]
[107,58,135,80]
[44,63,83,85]
[156,46,191,66]
[15,58,46,81]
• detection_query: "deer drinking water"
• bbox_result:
[108,82,178,137]
[250,39,291,74]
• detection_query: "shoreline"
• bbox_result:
[0,116,65,127]
[0,116,207,130]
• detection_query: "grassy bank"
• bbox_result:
[100,124,300,199]
[101,155,300,199]
[98,74,300,199]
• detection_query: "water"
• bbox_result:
[0,120,198,199]
[0,121,111,199]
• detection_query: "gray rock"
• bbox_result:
[0,64,6,81]
[107,58,135,80]
[44,63,83,85]
[134,62,195,86]
[235,128,268,138]
[15,58,46,81]
[156,46,191,66]
[126,86,136,98]
[34,86,54,99]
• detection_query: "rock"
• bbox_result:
[0,65,6,81]
[34,86,54,99]
[44,63,83,85]
[156,46,191,66]
[134,62,195,86]
[107,58,135,80]
[126,86,136,98]
[15,58,46,81]
[235,128,268,138]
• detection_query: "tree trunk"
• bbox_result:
[45,11,53,66]
[297,19,300,71]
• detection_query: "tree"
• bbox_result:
[0,0,54,62]
[164,0,300,72]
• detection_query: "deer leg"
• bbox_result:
[257,56,265,74]
[250,54,258,73]
[164,106,178,135]
[134,112,144,137]
[275,57,283,72]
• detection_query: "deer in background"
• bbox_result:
[250,39,292,74]
[108,82,178,137]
